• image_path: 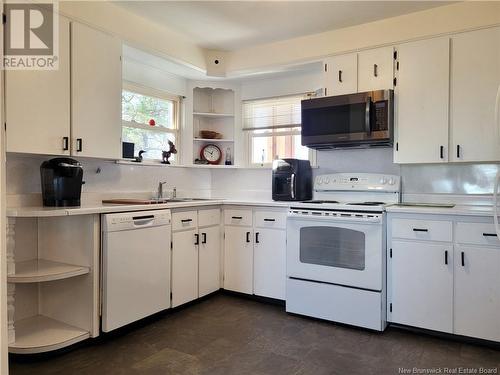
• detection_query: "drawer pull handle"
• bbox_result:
[232,216,243,220]
[263,218,276,222]
[483,233,498,237]
[461,251,465,267]
[181,219,193,223]
[444,250,448,265]
[413,228,428,232]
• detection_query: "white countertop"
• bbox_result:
[386,204,495,216]
[6,199,290,218]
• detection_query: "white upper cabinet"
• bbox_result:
[394,37,450,164]
[358,47,394,92]
[71,22,122,159]
[450,27,500,162]
[324,53,358,96]
[6,15,71,156]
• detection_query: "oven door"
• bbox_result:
[286,214,384,291]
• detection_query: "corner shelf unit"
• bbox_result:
[7,215,100,354]
[8,259,90,283]
[192,87,235,166]
[9,315,90,354]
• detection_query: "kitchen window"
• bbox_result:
[122,82,181,161]
[243,94,315,167]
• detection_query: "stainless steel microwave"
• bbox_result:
[301,89,394,149]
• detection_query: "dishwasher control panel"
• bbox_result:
[102,210,171,232]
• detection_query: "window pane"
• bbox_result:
[251,136,273,164]
[122,90,175,129]
[123,126,176,161]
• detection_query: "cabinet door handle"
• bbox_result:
[373,64,378,77]
[412,228,428,232]
[483,233,498,237]
[63,137,69,151]
[202,232,207,244]
[263,218,275,222]
[456,145,461,159]
[440,145,444,159]
[194,233,199,245]
[461,251,465,267]
[338,70,343,83]
[444,250,448,265]
[246,231,251,243]
[76,138,83,152]
[255,232,260,244]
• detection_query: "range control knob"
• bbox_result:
[324,177,330,184]
[380,177,388,184]
[388,178,396,185]
[317,177,323,185]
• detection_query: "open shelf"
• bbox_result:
[7,259,90,283]
[193,138,234,143]
[9,315,90,354]
[193,112,234,118]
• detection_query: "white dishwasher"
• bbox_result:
[102,210,171,332]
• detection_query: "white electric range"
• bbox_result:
[285,173,400,331]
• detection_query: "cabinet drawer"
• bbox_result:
[391,218,452,242]
[172,211,198,232]
[254,210,287,229]
[224,209,252,227]
[456,222,500,246]
[198,208,220,228]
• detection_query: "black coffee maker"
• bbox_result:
[40,158,84,207]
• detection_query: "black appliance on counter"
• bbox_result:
[272,159,312,201]
[40,158,84,207]
[301,89,394,149]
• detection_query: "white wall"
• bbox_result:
[6,155,211,206]
[241,70,323,100]
[123,59,188,97]
[228,2,500,73]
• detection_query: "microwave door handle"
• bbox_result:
[365,96,372,135]
[290,173,296,199]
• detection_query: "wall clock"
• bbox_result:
[200,144,222,165]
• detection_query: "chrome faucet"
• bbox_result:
[157,181,167,199]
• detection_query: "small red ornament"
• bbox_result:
[149,119,156,126]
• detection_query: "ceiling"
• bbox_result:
[116,1,450,51]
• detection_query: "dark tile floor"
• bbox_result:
[10,293,500,375]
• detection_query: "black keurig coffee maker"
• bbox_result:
[40,158,84,207]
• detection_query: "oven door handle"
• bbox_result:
[290,173,296,200]
[365,96,372,135]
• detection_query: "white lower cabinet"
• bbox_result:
[224,226,254,294]
[199,225,221,297]
[390,240,453,333]
[454,245,500,342]
[388,213,500,342]
[253,228,286,300]
[172,228,199,307]
[171,209,221,307]
[223,207,287,300]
